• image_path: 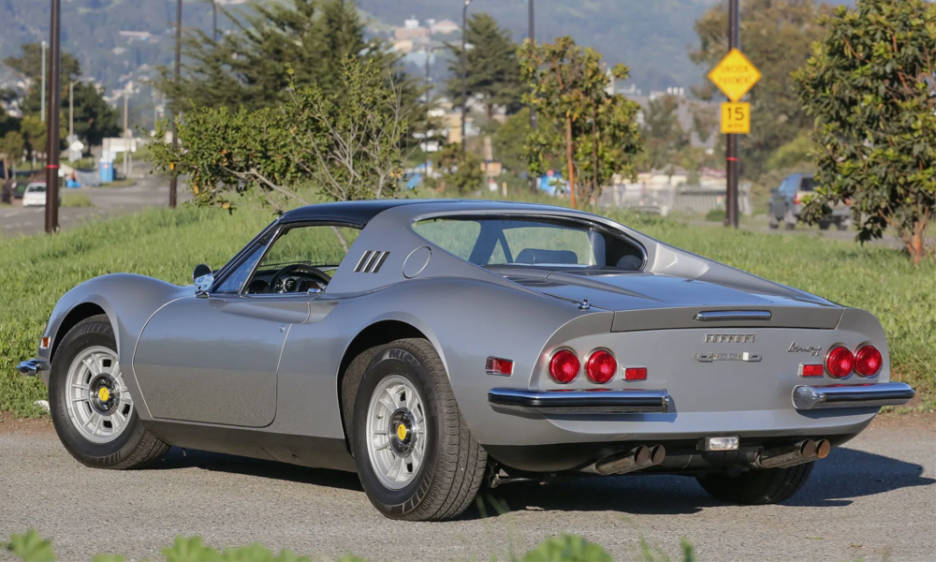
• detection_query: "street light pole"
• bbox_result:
[40,41,47,123]
[212,0,218,41]
[461,0,471,156]
[169,0,181,208]
[44,0,60,234]
[725,0,740,228]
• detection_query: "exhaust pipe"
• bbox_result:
[588,445,666,475]
[753,439,831,469]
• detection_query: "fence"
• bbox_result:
[598,182,751,217]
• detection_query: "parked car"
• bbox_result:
[21,182,47,207]
[768,173,851,230]
[19,200,913,520]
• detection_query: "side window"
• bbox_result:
[246,225,359,294]
[213,242,268,294]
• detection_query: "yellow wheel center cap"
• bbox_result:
[396,423,408,441]
[98,387,111,402]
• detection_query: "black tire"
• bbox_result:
[818,219,831,230]
[350,338,487,521]
[783,208,796,230]
[767,209,779,230]
[48,315,169,469]
[696,462,814,505]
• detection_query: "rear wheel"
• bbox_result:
[48,315,168,469]
[696,462,813,505]
[767,208,779,230]
[783,208,796,230]
[350,338,486,520]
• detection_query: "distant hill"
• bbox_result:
[357,0,720,92]
[1,0,717,103]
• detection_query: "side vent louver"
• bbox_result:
[354,250,390,273]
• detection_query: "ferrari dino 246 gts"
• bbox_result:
[19,200,914,520]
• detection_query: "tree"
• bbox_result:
[691,0,832,177]
[1,131,24,179]
[4,43,81,86]
[518,37,642,207]
[640,94,688,172]
[155,0,397,113]
[150,57,407,209]
[434,143,483,194]
[447,12,525,119]
[794,0,936,264]
[4,43,119,150]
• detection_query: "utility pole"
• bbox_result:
[44,0,60,233]
[40,41,47,123]
[212,0,218,41]
[461,0,471,156]
[726,0,740,228]
[169,0,181,208]
[528,0,538,193]
[68,81,73,139]
[123,88,130,179]
[528,0,536,131]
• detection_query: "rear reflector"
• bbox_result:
[485,357,514,376]
[624,367,647,381]
[800,364,824,377]
[549,350,580,384]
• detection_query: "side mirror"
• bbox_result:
[193,264,213,296]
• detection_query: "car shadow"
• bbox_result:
[142,445,932,517]
[147,447,364,492]
[461,446,934,519]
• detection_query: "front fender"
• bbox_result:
[40,274,188,417]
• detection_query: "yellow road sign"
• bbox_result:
[720,102,750,134]
[708,48,761,102]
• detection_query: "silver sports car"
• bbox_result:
[19,199,914,520]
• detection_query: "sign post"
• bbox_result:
[707,1,760,228]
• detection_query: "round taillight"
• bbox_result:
[825,346,854,378]
[585,350,617,384]
[549,349,580,384]
[854,345,882,376]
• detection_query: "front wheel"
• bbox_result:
[696,462,813,504]
[351,339,486,521]
[48,315,168,469]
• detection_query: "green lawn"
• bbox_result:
[1,200,933,417]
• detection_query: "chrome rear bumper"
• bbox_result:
[17,359,49,377]
[792,382,915,410]
[488,388,671,415]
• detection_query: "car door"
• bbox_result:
[132,222,357,428]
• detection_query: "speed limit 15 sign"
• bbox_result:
[721,102,750,134]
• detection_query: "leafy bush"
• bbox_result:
[4,530,695,562]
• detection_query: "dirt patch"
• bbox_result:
[871,410,936,431]
[0,414,53,435]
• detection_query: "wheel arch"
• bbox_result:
[51,302,115,361]
[336,319,435,452]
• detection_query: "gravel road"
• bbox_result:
[0,417,933,562]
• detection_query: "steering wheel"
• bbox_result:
[270,264,331,293]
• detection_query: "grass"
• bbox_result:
[0,196,933,416]
[60,193,93,208]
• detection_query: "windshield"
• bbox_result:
[413,216,644,271]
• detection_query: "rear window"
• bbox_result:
[413,216,644,271]
[800,176,815,191]
[27,184,46,193]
